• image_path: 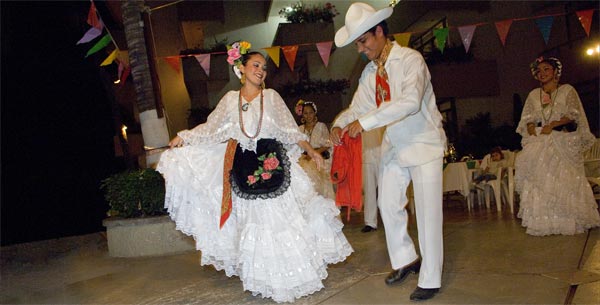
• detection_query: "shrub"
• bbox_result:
[100,168,166,218]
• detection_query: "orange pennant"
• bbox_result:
[281,45,298,71]
[576,9,594,37]
[393,33,411,47]
[316,41,333,67]
[495,19,513,47]
[87,2,102,29]
[163,56,181,74]
[263,47,281,68]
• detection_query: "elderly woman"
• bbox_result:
[515,56,599,236]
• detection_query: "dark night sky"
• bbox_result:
[1,1,122,245]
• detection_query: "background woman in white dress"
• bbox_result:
[157,42,352,303]
[515,56,599,236]
[297,100,335,200]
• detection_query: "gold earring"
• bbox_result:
[240,74,246,85]
[261,81,265,89]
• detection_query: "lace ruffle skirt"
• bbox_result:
[156,143,353,303]
[515,133,600,236]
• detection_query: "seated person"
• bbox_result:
[473,146,510,183]
[296,99,335,200]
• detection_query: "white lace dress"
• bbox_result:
[515,84,599,236]
[156,89,353,303]
[298,122,335,200]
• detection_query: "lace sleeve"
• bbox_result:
[516,90,538,137]
[177,91,236,145]
[263,89,308,145]
[563,85,596,152]
[313,122,332,148]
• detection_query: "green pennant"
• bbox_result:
[85,34,112,58]
[433,28,449,54]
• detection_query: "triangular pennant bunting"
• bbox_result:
[458,25,477,53]
[85,33,112,57]
[120,65,131,85]
[393,33,411,47]
[495,20,513,46]
[281,45,299,71]
[315,41,333,67]
[576,9,594,37]
[100,49,118,66]
[535,16,554,45]
[264,47,281,68]
[163,56,181,74]
[194,54,211,76]
[118,61,124,80]
[87,2,102,29]
[433,28,449,53]
[117,50,129,66]
[77,26,102,45]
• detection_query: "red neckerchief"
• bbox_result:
[373,40,393,107]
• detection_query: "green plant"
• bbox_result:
[180,36,228,55]
[100,168,166,218]
[279,2,339,24]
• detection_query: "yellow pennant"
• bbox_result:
[393,33,411,47]
[263,47,281,68]
[100,49,119,66]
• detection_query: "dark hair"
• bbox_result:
[302,101,317,113]
[241,51,264,66]
[367,20,389,36]
[490,146,504,158]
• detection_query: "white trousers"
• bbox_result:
[363,162,379,228]
[378,157,443,288]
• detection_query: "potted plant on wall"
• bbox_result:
[100,169,194,257]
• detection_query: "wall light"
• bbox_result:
[121,125,128,141]
[585,44,600,56]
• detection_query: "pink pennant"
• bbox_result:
[457,25,476,53]
[576,9,594,37]
[87,2,102,29]
[118,61,124,80]
[495,20,513,47]
[281,45,299,71]
[120,65,131,85]
[194,54,211,77]
[163,56,181,74]
[315,41,333,67]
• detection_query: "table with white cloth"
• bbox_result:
[443,161,481,210]
[443,162,471,197]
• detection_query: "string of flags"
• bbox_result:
[78,0,596,81]
[77,1,130,85]
[159,8,596,76]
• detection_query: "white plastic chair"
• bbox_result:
[584,138,600,200]
[477,150,515,212]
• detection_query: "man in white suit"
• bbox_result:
[330,2,447,301]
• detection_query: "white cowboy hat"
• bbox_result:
[335,2,394,47]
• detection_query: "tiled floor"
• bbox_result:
[1,196,599,304]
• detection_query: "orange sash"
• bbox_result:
[220,139,238,228]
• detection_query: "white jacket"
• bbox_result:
[333,42,447,166]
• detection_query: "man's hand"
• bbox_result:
[330,127,343,146]
[343,120,364,138]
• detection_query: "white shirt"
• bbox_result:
[333,42,447,166]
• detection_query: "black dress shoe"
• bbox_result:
[384,259,421,286]
[409,287,439,301]
[361,225,377,233]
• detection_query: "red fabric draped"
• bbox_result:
[330,133,362,220]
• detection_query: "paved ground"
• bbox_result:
[1,197,599,304]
